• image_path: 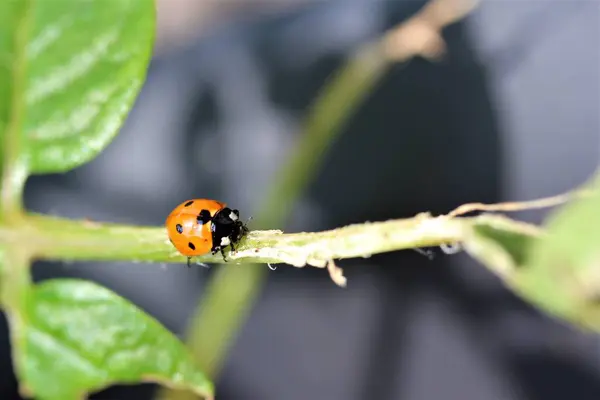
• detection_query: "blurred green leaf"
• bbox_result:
[462,214,541,281]
[17,279,213,400]
[517,178,600,331]
[0,0,155,175]
[463,181,600,332]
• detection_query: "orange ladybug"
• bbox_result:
[166,199,248,267]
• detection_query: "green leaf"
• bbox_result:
[17,279,213,400]
[0,0,155,175]
[462,181,600,332]
[461,214,542,281]
[517,178,600,331]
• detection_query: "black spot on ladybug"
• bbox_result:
[184,200,194,207]
[188,242,196,250]
[176,224,183,234]
[196,209,212,225]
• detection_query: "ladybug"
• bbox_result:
[166,199,249,267]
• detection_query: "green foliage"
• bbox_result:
[21,280,213,400]
[1,0,155,175]
[462,181,600,332]
[520,179,600,330]
[0,1,213,399]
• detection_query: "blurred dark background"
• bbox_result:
[3,0,600,399]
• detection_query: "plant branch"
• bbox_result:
[14,208,547,288]
[381,0,478,61]
[1,0,32,220]
[448,187,592,217]
[21,212,461,268]
[13,182,585,287]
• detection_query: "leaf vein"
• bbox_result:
[27,13,73,60]
[27,325,105,378]
[26,27,121,105]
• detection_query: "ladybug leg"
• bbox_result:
[187,257,191,268]
[211,246,228,262]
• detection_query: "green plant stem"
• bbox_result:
[1,0,32,220]
[0,246,33,398]
[254,42,389,227]
[10,213,474,267]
